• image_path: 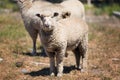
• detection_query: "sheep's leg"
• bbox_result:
[47,52,56,76]
[28,29,38,56]
[81,52,88,72]
[80,47,88,72]
[56,50,65,77]
[73,47,81,70]
[31,39,37,55]
[80,35,88,72]
[50,56,56,76]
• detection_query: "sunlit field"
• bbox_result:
[0,11,120,80]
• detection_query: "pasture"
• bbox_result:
[0,10,120,80]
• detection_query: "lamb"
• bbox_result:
[36,10,88,77]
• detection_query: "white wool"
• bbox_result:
[37,11,88,76]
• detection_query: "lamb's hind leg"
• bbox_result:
[79,36,88,72]
[73,47,81,70]
[73,38,88,72]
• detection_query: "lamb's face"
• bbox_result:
[36,12,59,31]
[36,11,71,31]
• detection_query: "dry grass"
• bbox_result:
[0,12,120,80]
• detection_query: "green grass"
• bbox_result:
[0,0,18,11]
[84,4,94,10]
[95,4,120,16]
[0,24,26,40]
[0,14,26,41]
[85,3,120,16]
[103,4,120,15]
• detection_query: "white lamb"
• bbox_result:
[36,10,88,77]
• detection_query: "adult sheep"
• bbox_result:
[16,0,52,55]
[43,0,85,20]
[60,0,85,20]
[36,10,88,77]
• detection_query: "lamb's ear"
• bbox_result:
[36,14,44,20]
[62,11,71,19]
[53,12,59,17]
[36,14,41,18]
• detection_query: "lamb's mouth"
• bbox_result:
[43,25,53,31]
[45,25,49,28]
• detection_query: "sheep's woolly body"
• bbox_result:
[41,18,88,52]
[60,0,85,20]
[37,12,88,76]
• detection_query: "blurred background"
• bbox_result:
[0,0,120,80]
[0,0,120,14]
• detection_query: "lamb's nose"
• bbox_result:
[45,24,49,27]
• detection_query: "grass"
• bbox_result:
[0,14,26,41]
[0,0,18,11]
[85,3,120,16]
[0,12,120,80]
[101,4,120,15]
[0,24,26,40]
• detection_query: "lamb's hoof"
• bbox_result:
[76,66,82,70]
[57,73,62,77]
[81,69,85,72]
[50,73,55,76]
[31,51,37,56]
[80,69,88,73]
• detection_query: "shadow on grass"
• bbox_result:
[27,65,76,76]
[22,52,47,57]
[22,46,47,57]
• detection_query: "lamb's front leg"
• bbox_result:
[56,49,65,77]
[47,52,56,76]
